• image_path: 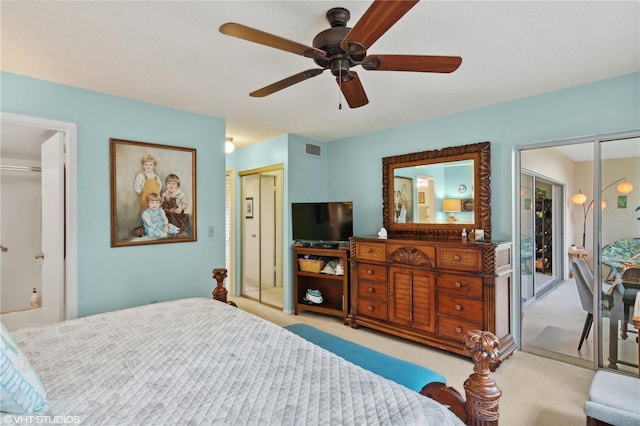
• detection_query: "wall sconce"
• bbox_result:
[571,178,634,247]
[225,136,235,154]
[443,198,462,223]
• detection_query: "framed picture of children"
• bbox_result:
[110,138,196,247]
[392,176,413,223]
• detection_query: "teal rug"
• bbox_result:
[284,323,446,392]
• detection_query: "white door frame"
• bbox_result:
[1,111,78,320]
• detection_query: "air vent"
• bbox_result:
[304,142,322,157]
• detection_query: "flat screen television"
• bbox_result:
[292,201,353,243]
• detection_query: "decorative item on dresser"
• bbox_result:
[349,237,516,366]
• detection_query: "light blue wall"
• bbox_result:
[287,136,328,204]
[4,71,638,316]
[326,72,640,241]
[1,72,226,317]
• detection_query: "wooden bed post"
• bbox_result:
[212,267,238,307]
[420,330,501,425]
[464,330,501,426]
[212,268,229,302]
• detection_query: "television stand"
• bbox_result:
[293,245,349,323]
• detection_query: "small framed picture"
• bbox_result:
[474,229,485,242]
[617,195,627,209]
[418,192,425,204]
[245,197,254,218]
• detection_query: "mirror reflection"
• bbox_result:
[382,141,491,240]
[393,160,474,224]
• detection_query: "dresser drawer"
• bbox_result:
[437,273,483,298]
[358,280,388,302]
[438,315,482,342]
[437,294,483,322]
[357,263,387,283]
[436,247,482,272]
[357,299,388,321]
[356,243,386,262]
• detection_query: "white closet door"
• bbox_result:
[40,131,65,324]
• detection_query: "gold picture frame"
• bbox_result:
[110,138,196,247]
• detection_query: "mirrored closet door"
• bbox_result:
[239,165,283,309]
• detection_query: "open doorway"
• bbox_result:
[0,112,78,330]
[517,134,639,374]
[520,172,563,306]
[519,143,593,367]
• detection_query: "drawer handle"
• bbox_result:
[455,304,462,311]
[455,327,462,334]
[368,287,374,293]
[366,248,373,253]
[454,282,462,288]
[367,269,373,275]
[368,306,374,312]
[453,255,461,261]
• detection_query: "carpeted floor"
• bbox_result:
[235,296,595,426]
[523,278,638,374]
[531,325,591,357]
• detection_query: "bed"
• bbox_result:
[2,287,501,425]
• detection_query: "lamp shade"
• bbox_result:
[571,193,587,205]
[442,198,462,212]
[616,181,633,194]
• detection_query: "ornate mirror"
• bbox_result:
[382,142,492,240]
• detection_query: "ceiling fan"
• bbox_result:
[219,0,462,109]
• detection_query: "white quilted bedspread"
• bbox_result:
[10,298,463,425]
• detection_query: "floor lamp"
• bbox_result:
[571,178,634,248]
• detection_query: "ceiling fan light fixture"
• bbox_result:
[331,58,350,77]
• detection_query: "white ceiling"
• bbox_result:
[1,1,639,150]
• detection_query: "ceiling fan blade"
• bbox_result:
[337,72,369,108]
[220,23,326,59]
[340,0,419,54]
[363,54,462,73]
[250,69,325,97]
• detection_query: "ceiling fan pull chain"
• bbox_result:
[338,69,343,110]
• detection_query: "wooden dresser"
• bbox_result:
[349,236,516,362]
